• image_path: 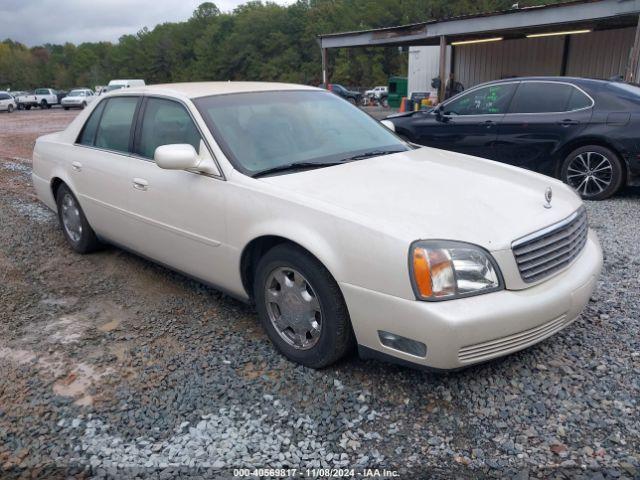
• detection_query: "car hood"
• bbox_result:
[259,147,582,251]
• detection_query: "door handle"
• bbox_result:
[557,119,579,127]
[71,161,82,172]
[132,178,149,191]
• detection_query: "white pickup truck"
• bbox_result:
[14,91,38,110]
[33,88,59,109]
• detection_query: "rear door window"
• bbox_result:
[135,98,202,159]
[77,100,107,146]
[566,87,593,111]
[444,83,517,115]
[508,82,579,114]
[94,97,139,153]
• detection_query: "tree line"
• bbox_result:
[0,0,564,91]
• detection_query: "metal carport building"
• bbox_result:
[318,0,640,101]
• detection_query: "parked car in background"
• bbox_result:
[61,89,95,110]
[34,88,60,109]
[365,86,388,99]
[325,83,361,105]
[15,91,38,110]
[32,82,602,371]
[0,92,17,113]
[386,77,640,200]
[104,79,145,93]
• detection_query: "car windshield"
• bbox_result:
[194,90,407,175]
[68,90,85,96]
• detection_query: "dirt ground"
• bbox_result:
[0,108,79,160]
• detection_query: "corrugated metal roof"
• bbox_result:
[318,0,619,39]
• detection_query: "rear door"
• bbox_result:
[73,96,140,244]
[411,82,518,159]
[495,81,593,176]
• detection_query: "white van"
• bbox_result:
[103,79,145,94]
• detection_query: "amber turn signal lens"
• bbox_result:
[412,248,433,297]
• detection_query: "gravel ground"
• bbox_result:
[0,109,639,479]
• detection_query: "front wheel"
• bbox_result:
[63,107,69,110]
[55,184,101,253]
[7,105,13,113]
[254,244,354,368]
[560,145,624,200]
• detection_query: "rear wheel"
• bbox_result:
[347,97,357,105]
[25,105,31,110]
[55,184,101,253]
[40,100,48,109]
[63,107,69,111]
[560,145,624,200]
[254,244,354,368]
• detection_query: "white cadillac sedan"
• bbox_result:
[32,82,602,370]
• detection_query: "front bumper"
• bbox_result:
[341,230,602,370]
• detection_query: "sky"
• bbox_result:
[1,0,294,47]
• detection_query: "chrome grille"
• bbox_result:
[512,207,588,283]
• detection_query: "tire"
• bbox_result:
[17,104,24,110]
[81,102,87,109]
[25,105,31,110]
[63,107,69,111]
[55,184,101,253]
[560,145,624,200]
[254,244,354,368]
[347,97,357,105]
[7,105,13,113]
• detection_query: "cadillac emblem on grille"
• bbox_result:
[544,187,553,209]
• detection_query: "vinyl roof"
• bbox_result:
[120,82,318,99]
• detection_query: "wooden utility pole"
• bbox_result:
[438,35,447,102]
[625,15,640,83]
[321,48,329,86]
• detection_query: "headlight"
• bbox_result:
[409,240,503,301]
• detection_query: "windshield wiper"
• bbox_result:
[339,149,406,162]
[252,161,344,178]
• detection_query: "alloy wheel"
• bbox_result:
[566,151,613,198]
[60,193,83,243]
[264,267,322,350]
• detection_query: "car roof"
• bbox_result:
[118,82,319,99]
[481,76,612,88]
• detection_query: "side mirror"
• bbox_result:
[380,120,395,132]
[155,144,199,171]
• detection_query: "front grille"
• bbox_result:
[512,207,588,283]
[458,314,571,364]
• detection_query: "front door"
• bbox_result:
[125,96,228,284]
[413,82,518,159]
